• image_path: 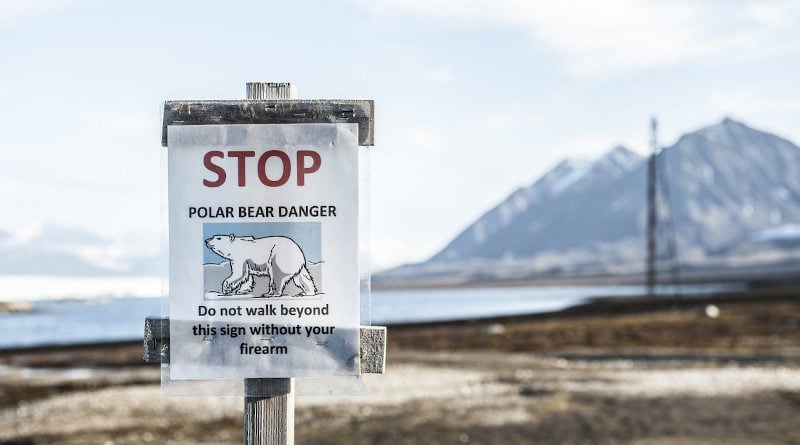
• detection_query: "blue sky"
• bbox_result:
[1,0,798,270]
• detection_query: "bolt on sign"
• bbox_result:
[163,100,374,381]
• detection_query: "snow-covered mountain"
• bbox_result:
[0,223,159,276]
[378,118,800,286]
[657,119,800,257]
[431,145,643,262]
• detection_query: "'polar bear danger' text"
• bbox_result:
[188,205,338,219]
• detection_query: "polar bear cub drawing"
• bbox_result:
[205,234,317,297]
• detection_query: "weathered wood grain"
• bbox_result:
[161,99,375,147]
[244,378,295,444]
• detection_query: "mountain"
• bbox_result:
[656,119,800,256]
[431,145,643,262]
[377,118,800,286]
[0,224,159,276]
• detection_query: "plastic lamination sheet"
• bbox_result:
[165,123,361,383]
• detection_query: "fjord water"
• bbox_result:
[0,276,742,349]
[369,283,742,324]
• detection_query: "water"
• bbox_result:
[370,283,741,324]
[0,297,161,349]
[0,276,743,349]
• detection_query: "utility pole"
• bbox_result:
[646,116,658,297]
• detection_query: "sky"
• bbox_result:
[1,0,798,271]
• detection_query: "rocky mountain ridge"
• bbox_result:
[378,118,800,286]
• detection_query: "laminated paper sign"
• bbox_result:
[167,123,360,379]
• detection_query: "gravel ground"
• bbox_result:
[2,292,800,444]
[2,349,800,444]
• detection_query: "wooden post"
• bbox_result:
[244,378,294,444]
[244,82,296,445]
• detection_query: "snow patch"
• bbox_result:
[548,162,591,196]
[750,224,800,242]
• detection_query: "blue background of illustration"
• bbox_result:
[203,222,322,264]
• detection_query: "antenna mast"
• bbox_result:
[646,117,658,297]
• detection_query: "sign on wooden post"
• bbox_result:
[147,82,384,445]
[153,83,382,393]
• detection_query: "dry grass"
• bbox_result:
[388,290,800,353]
[1,289,799,444]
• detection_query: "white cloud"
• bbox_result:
[361,0,800,76]
[510,0,700,75]
[484,112,544,129]
[428,65,453,84]
[0,0,78,23]
[746,1,798,29]
[556,133,644,159]
[710,91,800,116]
[370,238,431,271]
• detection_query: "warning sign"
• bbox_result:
[167,123,360,379]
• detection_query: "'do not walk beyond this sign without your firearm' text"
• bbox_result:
[168,123,361,380]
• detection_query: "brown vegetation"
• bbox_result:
[1,290,799,444]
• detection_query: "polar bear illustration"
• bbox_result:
[205,234,317,297]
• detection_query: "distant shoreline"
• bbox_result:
[372,259,800,290]
[0,301,33,314]
[3,286,798,355]
[386,286,800,328]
